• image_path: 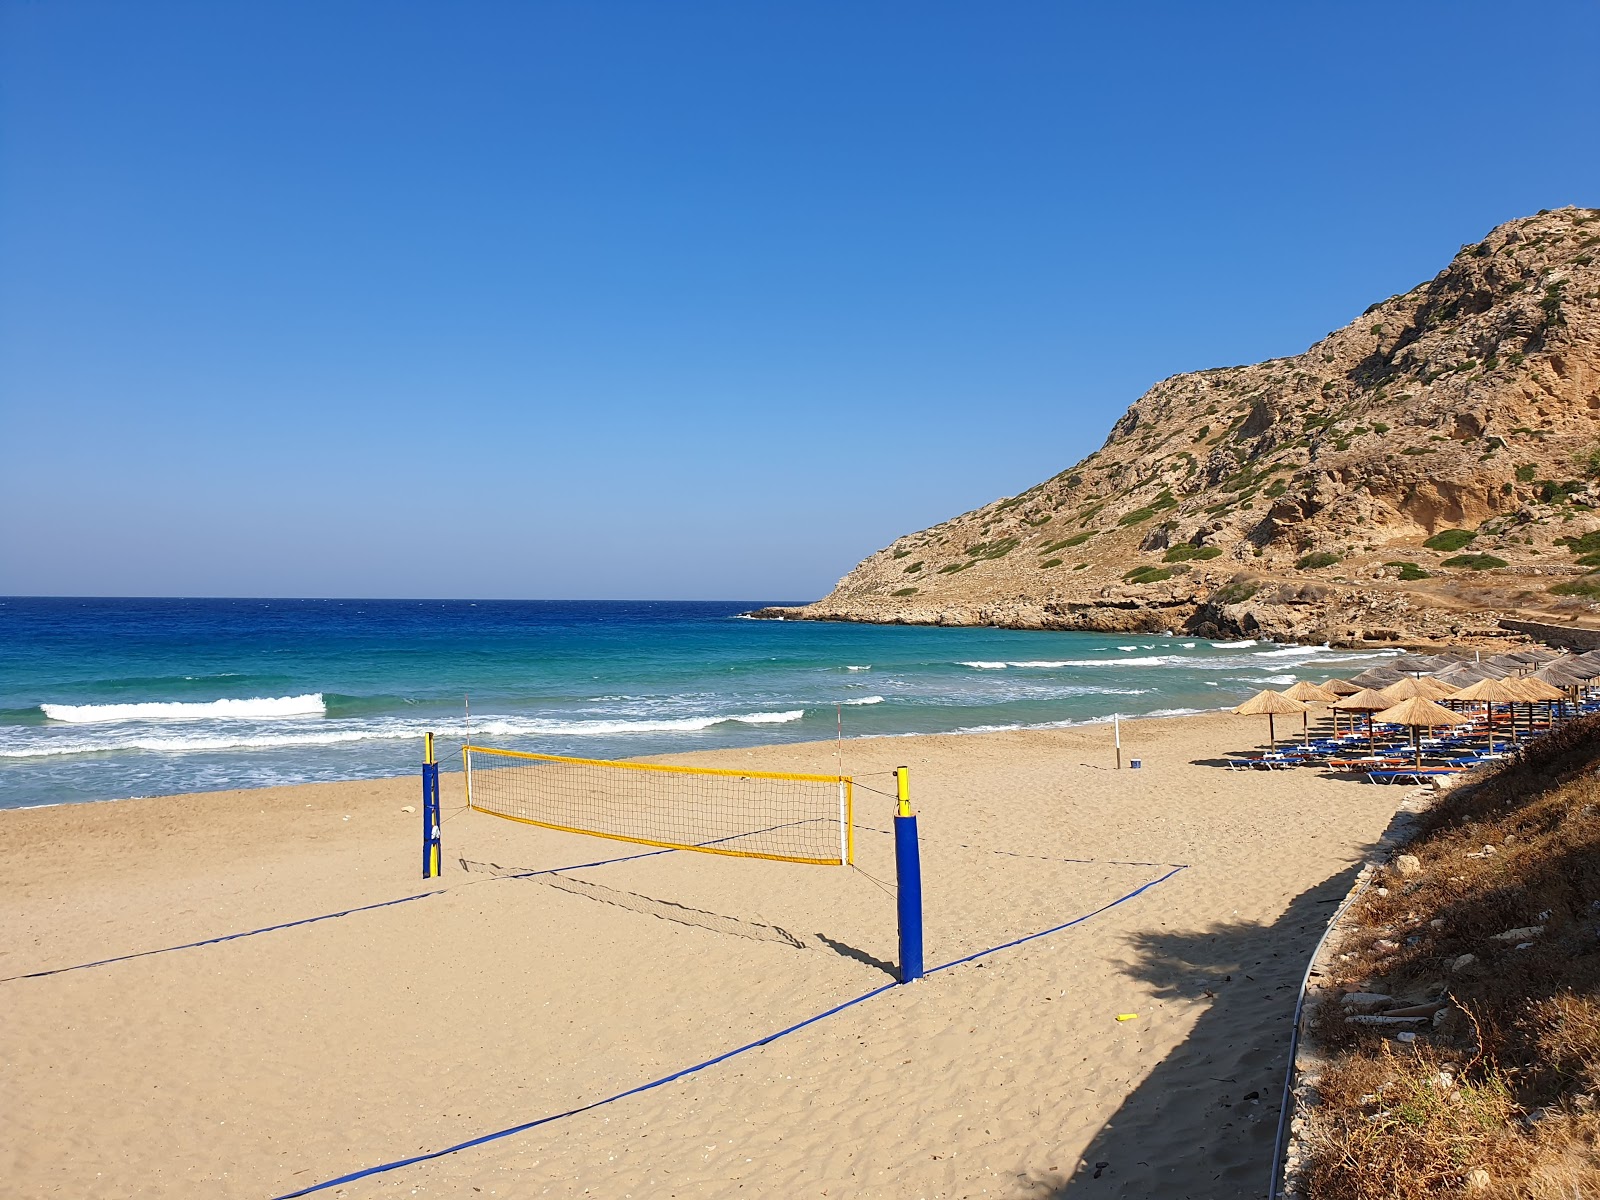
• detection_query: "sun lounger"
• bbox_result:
[1366,767,1468,785]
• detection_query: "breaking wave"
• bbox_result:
[40,695,327,724]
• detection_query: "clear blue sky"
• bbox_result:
[3,2,1597,600]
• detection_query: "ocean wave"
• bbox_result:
[961,657,1182,670]
[733,710,805,724]
[5,705,811,761]
[39,694,327,724]
[844,665,872,671]
[1,723,419,759]
[841,696,885,706]
[947,708,1199,737]
[1246,675,1298,685]
[1252,645,1327,659]
[476,709,806,737]
[1211,639,1258,648]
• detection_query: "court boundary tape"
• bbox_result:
[0,845,675,984]
[4,817,833,985]
[271,863,1187,1199]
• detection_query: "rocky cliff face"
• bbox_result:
[771,208,1600,647]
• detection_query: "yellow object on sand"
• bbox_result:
[1115,1013,1138,1022]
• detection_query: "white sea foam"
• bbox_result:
[40,694,326,724]
[947,705,1214,737]
[841,696,885,705]
[1,724,419,759]
[961,656,1181,669]
[1117,645,1139,651]
[1062,655,1182,668]
[1247,675,1298,685]
[3,705,809,761]
[1252,646,1326,658]
[1211,639,1258,648]
[844,665,872,671]
[476,709,805,736]
[1180,642,1197,648]
[733,710,804,724]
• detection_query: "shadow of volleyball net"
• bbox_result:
[459,744,855,867]
[419,735,922,981]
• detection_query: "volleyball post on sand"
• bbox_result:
[425,736,928,984]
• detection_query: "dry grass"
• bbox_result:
[1304,714,1600,1198]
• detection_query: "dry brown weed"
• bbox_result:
[1303,714,1600,1198]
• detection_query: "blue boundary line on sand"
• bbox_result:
[4,818,822,985]
[271,863,1188,1200]
[0,846,674,984]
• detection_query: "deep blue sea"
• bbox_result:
[0,597,1404,809]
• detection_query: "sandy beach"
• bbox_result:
[0,711,1411,1199]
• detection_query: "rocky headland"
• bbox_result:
[758,208,1600,648]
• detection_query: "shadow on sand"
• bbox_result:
[1016,857,1370,1198]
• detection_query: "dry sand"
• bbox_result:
[0,711,1412,1198]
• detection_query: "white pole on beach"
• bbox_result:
[462,693,473,809]
[1114,714,1122,770]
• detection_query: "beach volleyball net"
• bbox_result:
[463,746,854,866]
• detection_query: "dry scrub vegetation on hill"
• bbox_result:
[768,208,1600,647]
[1302,714,1600,1199]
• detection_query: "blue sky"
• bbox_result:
[3,2,1597,600]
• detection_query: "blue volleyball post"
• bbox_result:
[893,765,924,984]
[422,732,442,879]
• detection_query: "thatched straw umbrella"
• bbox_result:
[1282,680,1338,745]
[1372,696,1473,769]
[1485,654,1530,676]
[1319,678,1363,734]
[1332,687,1397,754]
[1232,689,1309,752]
[1414,675,1460,701]
[1452,676,1526,751]
[1350,666,1406,689]
[1395,654,1462,676]
[1378,675,1458,703]
[1536,662,1595,715]
[1506,675,1568,737]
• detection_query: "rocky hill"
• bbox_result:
[762,208,1600,648]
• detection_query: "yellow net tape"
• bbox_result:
[463,746,854,866]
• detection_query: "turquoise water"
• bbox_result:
[0,597,1402,809]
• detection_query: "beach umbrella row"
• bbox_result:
[1229,643,1595,762]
